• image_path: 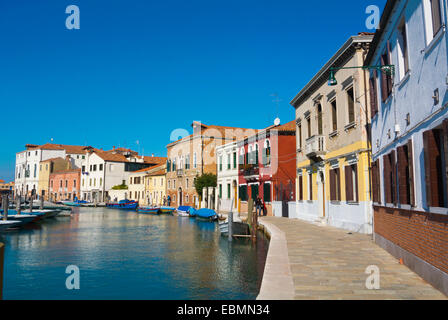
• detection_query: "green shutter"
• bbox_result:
[263,183,271,202]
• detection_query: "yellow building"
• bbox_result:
[37,157,71,200]
[144,164,166,206]
[290,33,373,234]
[0,180,14,192]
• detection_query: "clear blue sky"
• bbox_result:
[0,0,386,181]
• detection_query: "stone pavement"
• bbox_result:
[257,217,447,300]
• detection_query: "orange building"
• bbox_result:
[49,169,81,201]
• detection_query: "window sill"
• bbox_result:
[422,25,446,57]
[344,122,356,132]
[329,131,339,138]
[347,201,359,205]
[330,201,341,205]
[428,207,448,216]
[397,71,411,90]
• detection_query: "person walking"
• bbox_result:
[167,195,171,206]
[255,197,263,217]
[163,196,167,206]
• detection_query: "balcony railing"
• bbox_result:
[305,135,326,159]
[240,164,259,178]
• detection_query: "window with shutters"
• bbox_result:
[423,124,448,208]
[372,160,381,204]
[345,164,358,202]
[227,184,231,199]
[380,42,393,102]
[298,175,303,201]
[369,71,379,118]
[308,173,313,200]
[263,183,271,203]
[330,168,341,201]
[251,184,259,201]
[347,87,355,125]
[424,0,443,43]
[397,18,410,80]
[317,104,323,135]
[219,184,222,198]
[397,141,415,206]
[383,151,397,205]
[331,100,338,132]
[239,185,248,201]
[233,152,237,169]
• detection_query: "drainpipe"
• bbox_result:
[363,48,374,240]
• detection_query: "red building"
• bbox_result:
[238,121,296,216]
[49,169,81,201]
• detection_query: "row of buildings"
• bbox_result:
[12,0,447,295]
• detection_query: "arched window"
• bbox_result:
[263,140,271,166]
[239,147,245,167]
[317,104,323,135]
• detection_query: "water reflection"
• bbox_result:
[1,208,268,300]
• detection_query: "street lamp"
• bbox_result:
[327,65,395,86]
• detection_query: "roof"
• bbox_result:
[41,157,66,163]
[94,151,130,163]
[130,164,163,174]
[364,0,397,66]
[146,169,166,177]
[142,156,167,164]
[24,143,90,154]
[290,33,374,108]
[276,120,296,132]
[0,180,4,183]
[167,122,258,147]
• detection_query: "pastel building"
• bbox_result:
[290,33,374,234]
[237,121,296,217]
[216,141,239,212]
[49,169,81,201]
[364,0,448,295]
[37,157,72,200]
[145,164,167,206]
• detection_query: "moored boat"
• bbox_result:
[106,200,138,210]
[159,206,176,215]
[195,208,218,221]
[137,206,160,214]
[177,206,195,217]
[0,214,39,225]
[0,220,22,231]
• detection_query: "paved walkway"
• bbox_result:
[257,217,447,300]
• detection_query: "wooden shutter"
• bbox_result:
[330,169,336,201]
[407,140,415,207]
[423,129,443,207]
[369,71,378,118]
[353,164,358,202]
[386,41,393,96]
[431,0,442,36]
[397,145,408,205]
[345,165,353,202]
[299,176,303,200]
[383,154,391,204]
[336,168,341,201]
[371,161,378,203]
[390,150,397,205]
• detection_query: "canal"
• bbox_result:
[0,207,269,300]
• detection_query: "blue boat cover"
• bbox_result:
[178,206,192,212]
[196,208,217,218]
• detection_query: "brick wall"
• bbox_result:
[374,206,448,274]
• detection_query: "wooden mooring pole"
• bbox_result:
[0,242,4,300]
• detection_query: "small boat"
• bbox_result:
[0,214,39,225]
[0,220,22,231]
[106,200,138,210]
[159,206,176,215]
[195,208,218,221]
[137,206,160,214]
[177,206,195,217]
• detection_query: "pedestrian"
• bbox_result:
[167,195,171,206]
[256,197,263,217]
[163,196,167,206]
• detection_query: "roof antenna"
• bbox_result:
[271,93,282,126]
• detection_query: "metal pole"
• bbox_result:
[0,242,4,300]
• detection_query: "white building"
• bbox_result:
[80,147,165,202]
[15,143,87,198]
[216,141,239,212]
[364,0,448,295]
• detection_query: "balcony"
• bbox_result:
[240,164,259,179]
[305,135,326,160]
[176,169,184,177]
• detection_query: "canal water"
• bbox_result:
[1,207,269,300]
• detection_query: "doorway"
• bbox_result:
[317,171,325,218]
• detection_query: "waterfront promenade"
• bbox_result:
[258,217,447,300]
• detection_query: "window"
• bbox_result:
[251,184,259,201]
[233,152,237,169]
[219,184,222,198]
[186,178,189,188]
[372,160,381,204]
[298,175,303,201]
[308,173,313,200]
[397,19,410,80]
[317,104,323,135]
[227,154,231,170]
[99,164,103,171]
[227,184,231,199]
[263,183,271,202]
[307,116,311,138]
[65,180,68,188]
[185,154,190,170]
[369,71,379,118]
[331,100,337,132]
[345,164,358,202]
[34,164,37,178]
[193,153,197,169]
[263,140,271,166]
[347,87,355,124]
[219,155,223,171]
[100,178,103,186]
[298,124,302,149]
[330,168,341,201]
[93,165,97,171]
[423,124,448,208]
[397,140,415,206]
[74,180,77,188]
[380,41,393,102]
[424,0,443,42]
[383,151,397,205]
[82,165,85,173]
[239,185,248,201]
[239,148,245,167]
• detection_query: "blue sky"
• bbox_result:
[0,0,386,181]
